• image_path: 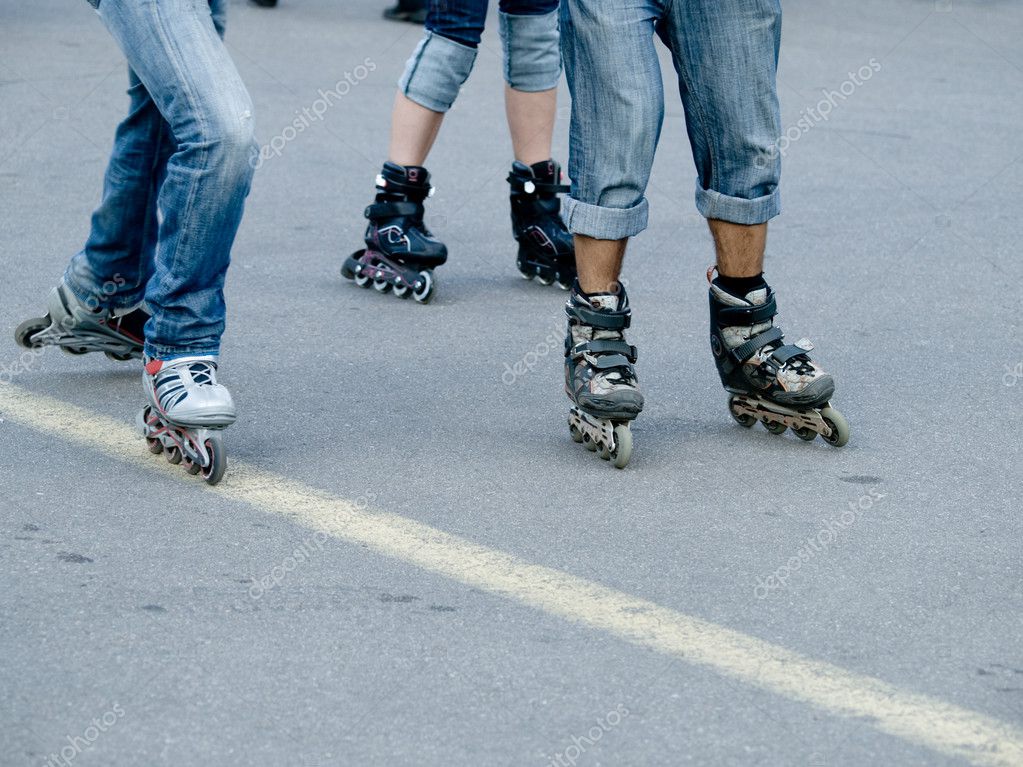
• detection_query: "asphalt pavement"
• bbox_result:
[1,1,1022,765]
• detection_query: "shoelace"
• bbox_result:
[183,362,216,387]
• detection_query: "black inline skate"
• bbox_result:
[341,162,446,303]
[15,282,147,361]
[707,267,849,446]
[508,159,575,289]
[564,282,643,468]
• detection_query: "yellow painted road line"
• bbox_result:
[2,380,1021,766]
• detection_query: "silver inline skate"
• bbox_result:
[15,282,147,361]
[137,356,235,485]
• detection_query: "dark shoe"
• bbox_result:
[383,1,426,24]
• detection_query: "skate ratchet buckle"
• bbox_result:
[568,406,634,469]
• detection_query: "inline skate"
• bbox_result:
[137,356,235,485]
[341,162,446,303]
[508,159,575,289]
[15,282,147,361]
[707,267,849,446]
[564,282,643,468]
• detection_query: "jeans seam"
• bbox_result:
[150,0,212,349]
[403,32,431,99]
[503,15,513,84]
[667,0,718,199]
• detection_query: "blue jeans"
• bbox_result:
[66,0,256,359]
[560,0,783,238]
[427,0,557,47]
[399,0,561,113]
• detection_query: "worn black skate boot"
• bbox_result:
[708,268,848,446]
[564,281,642,467]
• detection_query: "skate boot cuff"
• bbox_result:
[508,160,568,195]
[709,289,777,326]
[377,162,433,199]
[145,355,218,375]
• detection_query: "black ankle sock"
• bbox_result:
[714,272,767,297]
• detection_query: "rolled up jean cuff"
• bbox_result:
[564,196,649,240]
[398,31,478,113]
[695,185,781,226]
[499,9,562,92]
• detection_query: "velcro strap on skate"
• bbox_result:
[507,173,569,196]
[574,339,637,364]
[713,294,777,326]
[589,353,634,370]
[770,344,811,366]
[731,327,783,362]
[566,303,631,330]
[364,200,422,220]
[377,174,432,199]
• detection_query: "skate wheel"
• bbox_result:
[393,282,412,299]
[165,445,183,465]
[728,398,756,428]
[412,270,434,304]
[584,433,598,452]
[354,269,372,288]
[185,457,202,475]
[556,279,573,291]
[105,351,135,362]
[599,442,611,461]
[519,271,534,281]
[569,424,584,443]
[201,433,227,485]
[764,420,787,435]
[819,406,850,447]
[14,316,50,349]
[611,424,633,469]
[793,426,818,442]
[341,254,360,280]
[147,437,164,455]
[373,276,392,293]
[61,345,89,356]
[537,274,554,286]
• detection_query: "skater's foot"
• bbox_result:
[709,274,835,409]
[565,282,644,420]
[144,356,236,429]
[364,162,447,268]
[509,159,575,288]
[15,281,147,359]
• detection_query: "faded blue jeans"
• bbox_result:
[560,0,783,238]
[399,0,561,113]
[66,0,256,359]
